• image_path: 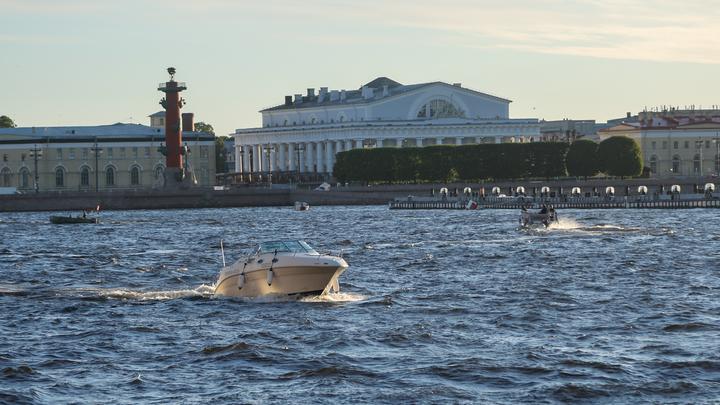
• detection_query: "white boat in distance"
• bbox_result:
[214,240,348,298]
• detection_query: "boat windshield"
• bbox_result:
[249,240,318,255]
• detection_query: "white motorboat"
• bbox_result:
[294,201,309,211]
[214,240,348,298]
[519,205,559,229]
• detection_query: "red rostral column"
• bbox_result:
[158,67,187,168]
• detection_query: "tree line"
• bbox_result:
[332,136,643,184]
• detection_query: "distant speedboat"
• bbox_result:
[214,240,348,298]
[519,205,559,229]
[294,201,309,211]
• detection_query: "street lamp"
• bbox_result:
[714,133,720,176]
[28,144,42,193]
[90,141,103,193]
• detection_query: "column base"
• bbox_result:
[163,166,197,190]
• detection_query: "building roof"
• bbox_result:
[0,123,214,144]
[261,77,511,112]
[148,111,166,117]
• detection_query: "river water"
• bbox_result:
[1,206,719,404]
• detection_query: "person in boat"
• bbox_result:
[539,205,548,214]
[521,205,528,212]
[82,211,87,219]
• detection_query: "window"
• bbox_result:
[651,142,656,149]
[131,167,140,185]
[81,168,90,186]
[339,116,345,122]
[685,141,689,149]
[82,148,88,160]
[132,148,138,159]
[106,167,115,186]
[20,169,29,188]
[55,168,64,186]
[1,168,10,187]
[200,146,208,158]
[2,154,7,162]
[144,147,150,158]
[706,141,711,149]
[694,155,701,174]
[417,105,427,118]
[120,148,126,159]
[672,156,680,174]
[663,141,668,149]
[649,157,658,174]
[57,149,62,160]
[160,118,164,125]
[107,148,113,159]
[283,119,288,126]
[311,117,317,124]
[429,100,448,118]
[21,154,26,162]
[673,141,678,149]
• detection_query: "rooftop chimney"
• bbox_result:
[341,89,346,100]
[383,85,389,97]
[307,88,315,97]
[330,90,339,102]
[295,94,303,104]
[285,96,292,106]
[182,112,194,132]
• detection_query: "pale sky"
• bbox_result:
[2,0,720,137]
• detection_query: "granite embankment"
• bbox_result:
[0,178,713,212]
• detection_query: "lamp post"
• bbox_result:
[90,141,103,192]
[29,144,42,193]
[714,133,720,176]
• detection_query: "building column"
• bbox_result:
[278,144,287,171]
[234,143,241,173]
[376,139,383,148]
[355,139,363,149]
[436,138,444,145]
[306,142,314,173]
[455,137,463,146]
[416,138,423,146]
[396,138,403,147]
[325,141,333,173]
[316,141,324,173]
[298,144,305,172]
[269,145,276,172]
[494,136,503,144]
[475,136,483,144]
[242,146,250,173]
[335,140,343,154]
[253,145,260,173]
[288,143,295,171]
[345,140,353,151]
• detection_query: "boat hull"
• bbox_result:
[215,264,346,298]
[50,216,98,224]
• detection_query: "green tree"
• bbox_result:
[525,141,567,180]
[0,115,17,128]
[332,151,350,184]
[394,147,420,183]
[194,121,214,134]
[598,135,643,179]
[215,135,230,173]
[566,139,600,179]
[417,145,457,183]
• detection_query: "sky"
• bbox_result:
[2,0,720,137]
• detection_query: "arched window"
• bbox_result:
[649,156,658,174]
[131,167,140,185]
[311,117,317,124]
[671,155,680,175]
[693,154,701,174]
[55,168,64,187]
[106,167,115,186]
[283,119,288,126]
[81,168,90,186]
[1,168,11,187]
[339,115,346,122]
[20,168,30,188]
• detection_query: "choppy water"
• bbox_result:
[1,206,719,404]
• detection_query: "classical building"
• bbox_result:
[0,116,216,192]
[231,77,541,182]
[599,109,720,177]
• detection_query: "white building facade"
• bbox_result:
[232,77,541,180]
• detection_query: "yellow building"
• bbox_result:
[599,109,720,178]
[0,122,216,192]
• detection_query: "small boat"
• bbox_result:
[50,207,100,224]
[214,240,348,298]
[519,205,558,229]
[294,201,309,211]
